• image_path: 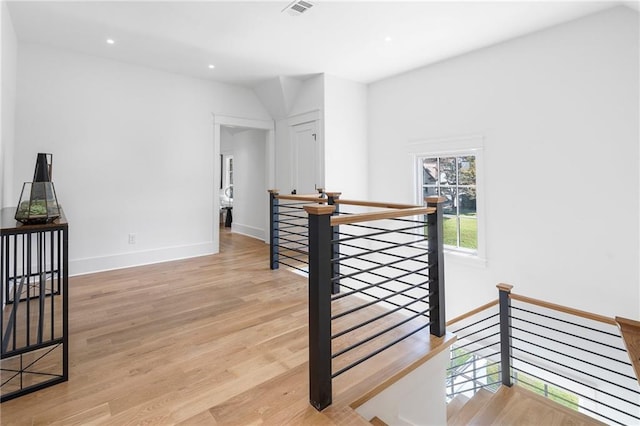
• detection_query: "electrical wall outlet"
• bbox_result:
[128,233,136,244]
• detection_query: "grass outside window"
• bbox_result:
[443,215,477,250]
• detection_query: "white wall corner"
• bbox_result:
[252,75,304,120]
[253,77,289,120]
[230,223,265,241]
[279,75,304,114]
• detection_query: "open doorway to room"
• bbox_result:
[219,126,267,237]
[213,116,274,254]
[219,140,234,229]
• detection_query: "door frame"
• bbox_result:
[213,114,275,250]
[288,109,324,194]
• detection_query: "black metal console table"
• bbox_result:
[0,207,68,402]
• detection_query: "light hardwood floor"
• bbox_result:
[1,229,450,425]
[454,386,606,426]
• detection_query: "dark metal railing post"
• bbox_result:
[268,189,279,270]
[326,192,342,295]
[305,203,335,411]
[497,283,513,387]
[426,196,447,337]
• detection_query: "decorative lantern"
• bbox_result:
[15,153,61,224]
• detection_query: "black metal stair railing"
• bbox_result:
[305,196,447,411]
[447,285,640,425]
[446,300,501,400]
[268,190,343,274]
[498,285,640,426]
[269,190,320,272]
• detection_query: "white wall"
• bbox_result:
[220,126,234,155]
[289,74,324,117]
[231,129,267,240]
[14,43,270,275]
[274,75,325,194]
[367,6,639,319]
[1,0,17,209]
[324,75,368,199]
[274,119,293,194]
[355,348,449,425]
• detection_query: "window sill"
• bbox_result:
[444,249,487,268]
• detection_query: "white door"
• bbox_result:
[292,121,319,194]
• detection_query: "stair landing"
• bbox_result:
[448,386,606,425]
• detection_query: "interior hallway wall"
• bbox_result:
[324,75,368,199]
[367,6,639,319]
[1,1,17,209]
[231,129,267,240]
[274,74,325,194]
[14,42,271,275]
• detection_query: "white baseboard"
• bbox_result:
[69,241,216,277]
[231,223,265,241]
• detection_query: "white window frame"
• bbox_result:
[409,135,486,267]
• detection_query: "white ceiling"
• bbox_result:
[6,0,632,87]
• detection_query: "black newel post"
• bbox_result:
[268,190,279,270]
[426,196,446,337]
[497,283,513,387]
[326,192,341,295]
[305,204,335,411]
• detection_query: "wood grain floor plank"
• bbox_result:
[1,228,459,425]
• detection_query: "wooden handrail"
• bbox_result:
[330,206,434,226]
[447,299,499,327]
[274,193,329,203]
[334,199,421,209]
[509,293,618,326]
[616,316,640,385]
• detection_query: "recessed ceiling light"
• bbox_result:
[208,64,215,69]
[106,39,115,45]
[384,36,392,43]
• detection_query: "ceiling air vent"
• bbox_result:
[282,0,314,16]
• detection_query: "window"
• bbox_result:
[419,155,477,252]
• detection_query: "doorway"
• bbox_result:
[213,115,275,254]
[292,120,319,195]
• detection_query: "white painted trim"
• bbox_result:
[287,109,321,126]
[265,127,275,242]
[407,133,485,153]
[212,114,276,250]
[214,114,274,130]
[231,223,265,241]
[69,242,215,277]
[446,250,487,268]
[288,110,325,193]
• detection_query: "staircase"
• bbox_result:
[617,316,640,386]
[447,386,606,425]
